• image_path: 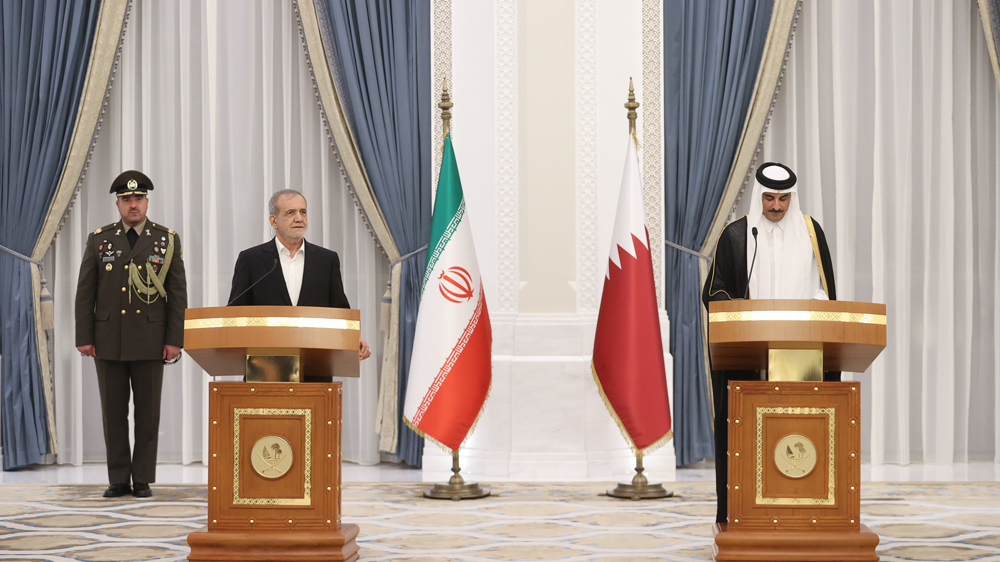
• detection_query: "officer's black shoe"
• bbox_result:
[133,483,152,498]
[103,483,132,498]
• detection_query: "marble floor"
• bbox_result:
[2,481,998,562]
[0,460,997,485]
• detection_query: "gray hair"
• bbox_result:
[268,189,307,217]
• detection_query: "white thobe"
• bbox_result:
[751,216,827,300]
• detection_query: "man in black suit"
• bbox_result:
[228,189,371,374]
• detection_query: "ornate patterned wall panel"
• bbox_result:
[432,0,453,191]
[575,0,600,312]
[495,0,519,312]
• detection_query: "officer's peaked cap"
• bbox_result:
[110,170,154,196]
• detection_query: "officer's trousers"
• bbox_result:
[95,359,164,485]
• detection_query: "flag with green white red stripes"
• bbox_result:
[403,132,492,451]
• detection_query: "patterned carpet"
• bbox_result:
[0,482,997,561]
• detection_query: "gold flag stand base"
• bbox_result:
[606,454,673,500]
[424,450,491,501]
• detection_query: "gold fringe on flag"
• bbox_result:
[590,362,673,458]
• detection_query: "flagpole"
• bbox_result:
[439,80,453,137]
[422,82,490,501]
[625,77,638,136]
[606,79,674,501]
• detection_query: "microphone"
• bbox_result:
[227,259,278,306]
[744,227,758,299]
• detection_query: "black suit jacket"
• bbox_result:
[228,238,350,308]
[228,238,351,383]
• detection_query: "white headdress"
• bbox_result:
[746,162,825,300]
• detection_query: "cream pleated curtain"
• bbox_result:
[750,0,1000,465]
[49,0,387,466]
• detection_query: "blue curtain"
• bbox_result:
[990,1,1000,65]
[663,0,775,466]
[320,0,431,467]
[0,0,101,469]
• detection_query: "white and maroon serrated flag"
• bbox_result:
[403,133,492,451]
[592,134,672,454]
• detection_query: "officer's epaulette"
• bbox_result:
[147,222,174,234]
[93,222,117,235]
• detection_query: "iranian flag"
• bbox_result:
[403,132,492,451]
[592,134,672,454]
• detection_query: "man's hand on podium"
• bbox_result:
[359,338,371,361]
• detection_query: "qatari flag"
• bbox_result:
[591,134,672,454]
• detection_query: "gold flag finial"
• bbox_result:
[625,77,639,136]
[439,80,454,137]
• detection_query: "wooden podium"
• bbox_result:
[184,306,361,562]
[708,299,886,562]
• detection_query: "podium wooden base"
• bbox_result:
[187,524,360,561]
[712,523,879,562]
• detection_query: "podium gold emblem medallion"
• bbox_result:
[773,434,817,478]
[251,435,293,479]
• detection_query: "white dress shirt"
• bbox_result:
[752,216,827,300]
[759,218,784,299]
[276,237,305,305]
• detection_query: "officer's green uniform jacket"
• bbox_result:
[75,219,187,361]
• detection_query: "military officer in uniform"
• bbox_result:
[75,171,187,498]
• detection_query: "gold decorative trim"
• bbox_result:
[803,215,830,296]
[705,228,735,301]
[978,0,1000,95]
[590,362,673,457]
[185,317,360,330]
[233,408,312,506]
[709,310,886,325]
[755,406,835,505]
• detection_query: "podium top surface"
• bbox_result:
[185,305,360,322]
[708,299,885,318]
[183,306,361,378]
[183,306,360,352]
[707,299,886,373]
